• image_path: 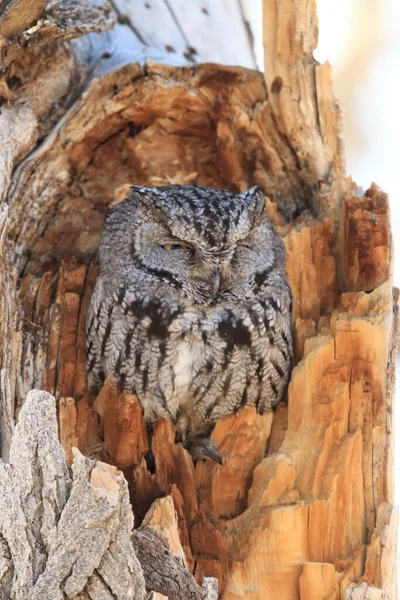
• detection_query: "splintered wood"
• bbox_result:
[19,258,100,461]
[2,0,396,596]
[17,185,395,598]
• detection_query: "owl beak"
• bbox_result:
[185,438,223,465]
[210,270,220,294]
[202,445,223,465]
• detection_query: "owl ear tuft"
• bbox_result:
[239,186,266,225]
[129,186,151,202]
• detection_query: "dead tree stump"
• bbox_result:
[0,0,397,598]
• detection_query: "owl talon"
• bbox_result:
[185,438,222,465]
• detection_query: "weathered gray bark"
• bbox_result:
[0,389,146,600]
[133,528,217,600]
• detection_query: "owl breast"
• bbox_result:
[87,285,292,438]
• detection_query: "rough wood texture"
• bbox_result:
[0,389,146,600]
[262,0,344,216]
[133,526,211,600]
[0,0,397,598]
[0,389,218,600]
[0,0,47,39]
[111,0,256,68]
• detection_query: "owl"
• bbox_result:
[86,185,293,464]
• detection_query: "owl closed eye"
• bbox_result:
[99,184,285,304]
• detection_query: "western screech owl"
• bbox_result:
[86,185,293,463]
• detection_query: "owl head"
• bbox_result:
[99,185,286,304]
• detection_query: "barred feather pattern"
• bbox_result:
[86,185,293,439]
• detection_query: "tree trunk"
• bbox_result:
[0,1,397,599]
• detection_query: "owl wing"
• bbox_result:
[88,278,184,421]
[86,277,111,393]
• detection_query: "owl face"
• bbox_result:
[100,185,285,304]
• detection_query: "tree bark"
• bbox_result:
[0,0,397,599]
[0,389,146,600]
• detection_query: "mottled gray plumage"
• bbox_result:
[86,185,293,457]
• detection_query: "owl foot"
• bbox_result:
[184,438,222,465]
